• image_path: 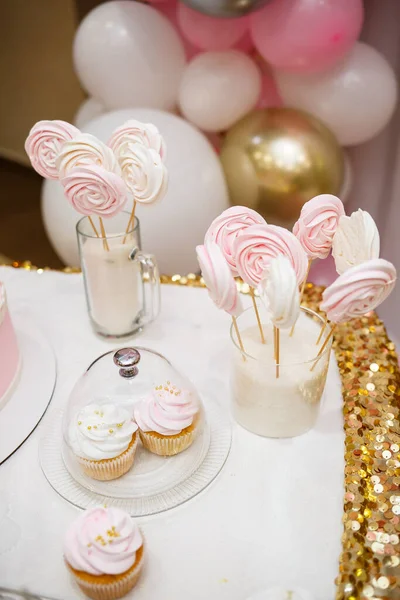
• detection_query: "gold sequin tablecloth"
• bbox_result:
[4,262,400,599]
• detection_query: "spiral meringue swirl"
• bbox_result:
[25,119,80,179]
[61,165,128,217]
[56,133,119,178]
[204,206,267,276]
[233,224,308,287]
[117,143,168,204]
[196,242,243,317]
[64,507,143,576]
[293,194,345,260]
[332,209,380,275]
[259,256,300,329]
[320,258,396,323]
[108,119,166,161]
[134,382,198,436]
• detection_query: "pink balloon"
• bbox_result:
[156,1,199,60]
[234,31,254,54]
[177,4,249,51]
[250,0,364,73]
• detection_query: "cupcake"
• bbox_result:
[69,403,138,480]
[64,506,144,600]
[134,381,199,456]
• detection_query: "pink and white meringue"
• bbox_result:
[61,165,128,217]
[259,256,300,329]
[117,143,168,204]
[293,194,345,260]
[108,119,166,161]
[196,242,243,317]
[332,209,380,275]
[25,119,80,179]
[205,206,267,276]
[233,224,308,288]
[134,383,198,436]
[64,506,143,576]
[320,258,396,323]
[56,132,119,178]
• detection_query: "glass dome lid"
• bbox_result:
[41,346,231,516]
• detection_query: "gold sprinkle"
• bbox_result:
[93,425,97,429]
[87,426,92,430]
[78,421,82,425]
[370,362,379,372]
[109,429,114,434]
[116,422,124,428]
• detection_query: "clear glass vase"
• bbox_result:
[77,211,160,338]
[230,305,332,438]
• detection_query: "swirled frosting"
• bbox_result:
[204,206,267,276]
[64,507,143,576]
[117,142,168,204]
[108,119,166,161]
[196,242,243,316]
[293,194,345,260]
[332,209,380,274]
[61,165,128,217]
[233,223,308,287]
[25,119,80,179]
[134,382,198,436]
[56,133,119,178]
[321,258,396,323]
[259,256,300,329]
[69,403,138,460]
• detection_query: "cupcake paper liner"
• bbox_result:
[76,433,138,481]
[139,422,198,456]
[68,547,143,600]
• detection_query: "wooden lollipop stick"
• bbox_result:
[98,217,109,251]
[250,287,266,344]
[310,324,335,372]
[290,258,312,337]
[274,325,280,378]
[123,200,137,244]
[88,216,99,237]
[316,315,328,345]
[232,316,246,362]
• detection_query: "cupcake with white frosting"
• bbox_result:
[134,381,199,456]
[69,403,138,480]
[64,506,144,600]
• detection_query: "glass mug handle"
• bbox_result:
[129,248,161,326]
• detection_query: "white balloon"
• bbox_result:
[276,42,398,146]
[179,50,261,132]
[73,1,186,111]
[74,97,106,129]
[41,109,229,273]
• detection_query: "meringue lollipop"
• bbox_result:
[312,258,396,371]
[196,242,245,357]
[293,194,345,261]
[332,209,380,274]
[25,119,80,179]
[234,224,308,287]
[56,133,119,178]
[205,206,267,277]
[259,256,300,377]
[109,120,168,235]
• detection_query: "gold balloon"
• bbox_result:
[220,108,344,227]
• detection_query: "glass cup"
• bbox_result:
[230,305,332,438]
[77,211,160,338]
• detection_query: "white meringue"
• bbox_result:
[259,255,300,329]
[332,209,380,274]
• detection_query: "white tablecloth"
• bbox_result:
[0,267,344,600]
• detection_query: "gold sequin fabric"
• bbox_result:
[5,264,400,598]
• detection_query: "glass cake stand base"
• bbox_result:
[39,399,231,516]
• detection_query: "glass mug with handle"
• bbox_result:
[77,211,160,337]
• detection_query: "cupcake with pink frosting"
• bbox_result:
[134,381,199,456]
[64,506,144,600]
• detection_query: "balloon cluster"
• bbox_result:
[42,0,398,273]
